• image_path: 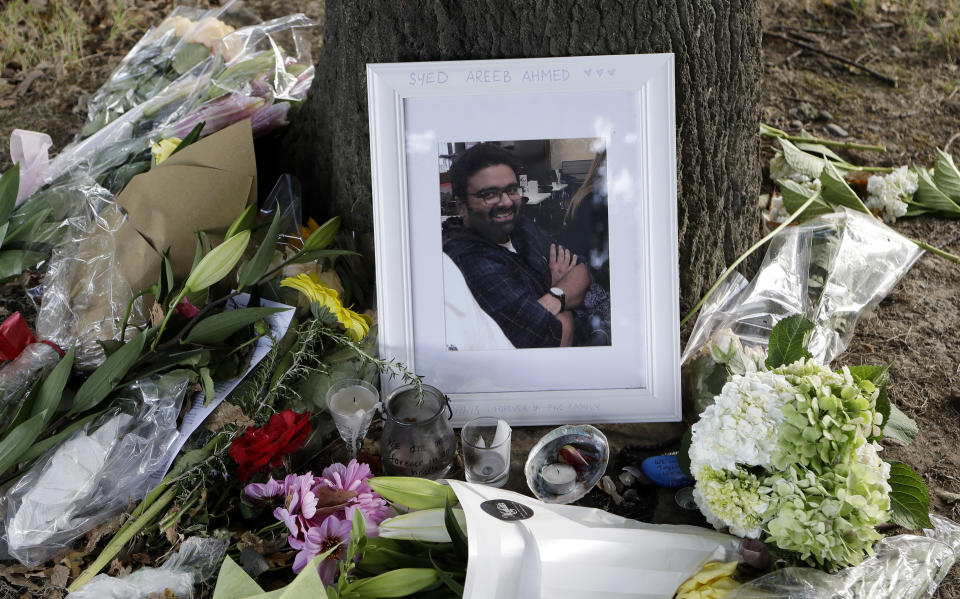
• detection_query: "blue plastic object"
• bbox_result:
[641,454,694,488]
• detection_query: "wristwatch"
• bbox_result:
[548,287,565,311]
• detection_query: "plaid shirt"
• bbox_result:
[442,216,561,348]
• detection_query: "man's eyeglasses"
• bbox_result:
[467,184,523,204]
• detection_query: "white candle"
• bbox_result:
[328,386,378,428]
[540,463,576,495]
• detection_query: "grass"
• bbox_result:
[842,0,960,59]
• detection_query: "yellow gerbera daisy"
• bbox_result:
[280,272,340,310]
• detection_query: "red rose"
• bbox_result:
[229,410,311,481]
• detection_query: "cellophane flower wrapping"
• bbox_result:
[1,372,190,566]
[41,3,314,194]
[681,208,922,418]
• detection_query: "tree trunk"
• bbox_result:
[271,0,762,314]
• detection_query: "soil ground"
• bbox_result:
[1,0,959,597]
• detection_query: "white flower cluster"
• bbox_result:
[865,165,917,224]
[689,370,796,473]
[692,466,770,538]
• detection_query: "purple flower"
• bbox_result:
[293,515,352,584]
[243,476,285,501]
[344,492,394,537]
[321,460,373,495]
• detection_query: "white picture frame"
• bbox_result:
[367,54,681,426]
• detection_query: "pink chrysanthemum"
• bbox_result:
[293,515,352,584]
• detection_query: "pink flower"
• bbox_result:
[293,515,352,584]
[321,460,373,495]
[243,476,285,501]
[345,492,394,537]
[174,298,201,318]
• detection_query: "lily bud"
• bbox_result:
[344,568,439,598]
[378,507,466,543]
[367,477,459,510]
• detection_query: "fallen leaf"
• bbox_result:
[49,565,69,588]
[151,302,165,326]
[84,514,124,553]
[164,524,180,545]
[202,401,255,432]
[15,68,45,96]
[264,550,296,569]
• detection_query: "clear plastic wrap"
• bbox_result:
[66,536,229,599]
[35,183,148,370]
[1,372,190,566]
[726,514,960,598]
[0,343,61,430]
[44,9,315,193]
[682,209,922,366]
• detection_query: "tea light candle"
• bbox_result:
[327,385,379,427]
[540,463,576,495]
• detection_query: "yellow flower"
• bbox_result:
[280,273,370,341]
[151,137,182,165]
[280,272,339,309]
[676,561,740,599]
[336,304,371,342]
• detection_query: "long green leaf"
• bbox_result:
[4,206,51,245]
[225,203,258,240]
[69,330,150,416]
[123,349,207,383]
[780,139,824,179]
[887,460,932,530]
[302,217,341,252]
[766,315,814,369]
[18,411,102,465]
[778,179,834,222]
[0,412,46,474]
[31,345,75,427]
[238,203,285,288]
[444,500,468,560]
[914,166,960,215]
[0,249,44,280]
[0,164,20,225]
[169,121,205,158]
[820,162,870,213]
[183,230,250,293]
[934,149,960,203]
[793,141,846,163]
[185,306,288,344]
[429,551,465,596]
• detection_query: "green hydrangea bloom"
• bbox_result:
[692,465,771,539]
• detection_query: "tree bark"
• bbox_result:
[271,0,762,314]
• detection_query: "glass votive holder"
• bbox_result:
[461,417,512,487]
[325,378,379,459]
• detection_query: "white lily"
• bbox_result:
[378,507,467,543]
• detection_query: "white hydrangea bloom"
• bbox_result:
[689,370,797,473]
[865,166,917,224]
[856,441,892,496]
[692,466,769,539]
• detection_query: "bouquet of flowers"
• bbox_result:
[685,316,930,571]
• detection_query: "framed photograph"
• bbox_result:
[367,54,680,425]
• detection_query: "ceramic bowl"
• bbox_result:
[524,424,609,504]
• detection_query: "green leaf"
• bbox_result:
[444,500,468,560]
[290,249,360,265]
[765,315,814,369]
[69,330,151,416]
[169,121,205,157]
[0,249,44,280]
[212,555,265,599]
[848,365,889,439]
[302,217,341,252]
[4,206,51,245]
[820,162,870,214]
[793,141,846,163]
[0,164,20,225]
[778,179,834,222]
[17,411,102,465]
[31,345,75,427]
[780,138,824,180]
[225,203,258,240]
[344,568,439,599]
[887,461,932,530]
[0,412,46,474]
[124,349,207,382]
[885,403,919,445]
[185,306,288,344]
[0,221,8,248]
[914,166,960,215]
[238,203,285,288]
[183,230,250,293]
[934,149,960,203]
[429,551,464,596]
[171,43,208,75]
[200,367,215,405]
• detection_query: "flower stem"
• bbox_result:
[68,486,177,592]
[760,123,886,152]
[680,191,823,328]
[909,238,960,266]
